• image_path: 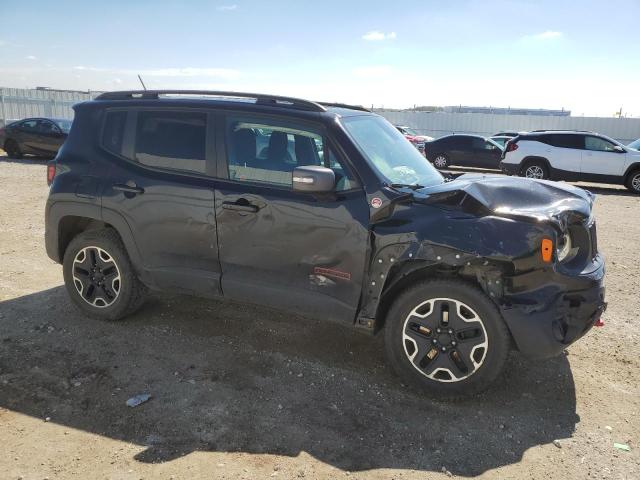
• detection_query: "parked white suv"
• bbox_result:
[500,130,640,193]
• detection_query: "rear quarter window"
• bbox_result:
[102,111,128,156]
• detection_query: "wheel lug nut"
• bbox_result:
[441,347,446,352]
[448,329,453,334]
[451,341,457,346]
[432,339,437,344]
[436,328,441,333]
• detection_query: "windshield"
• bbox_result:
[54,119,72,133]
[342,116,444,188]
[401,126,418,136]
[628,138,640,151]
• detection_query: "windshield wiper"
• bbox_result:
[389,183,425,190]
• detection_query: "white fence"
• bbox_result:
[0,87,100,127]
[2,87,639,145]
[377,111,640,145]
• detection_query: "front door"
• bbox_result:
[100,108,222,297]
[215,113,370,323]
[471,137,502,168]
[581,135,627,176]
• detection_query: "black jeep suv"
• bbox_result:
[45,90,606,398]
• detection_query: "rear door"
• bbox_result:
[214,112,370,323]
[543,134,584,174]
[100,108,222,297]
[16,119,40,152]
[448,136,473,165]
[581,135,627,176]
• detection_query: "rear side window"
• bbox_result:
[539,134,584,149]
[134,111,206,174]
[102,111,128,156]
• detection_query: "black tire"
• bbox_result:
[63,228,147,321]
[384,278,511,399]
[4,139,22,159]
[625,169,640,194]
[520,159,549,180]
[432,153,449,169]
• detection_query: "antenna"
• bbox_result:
[137,75,147,91]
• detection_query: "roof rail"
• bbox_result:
[531,129,594,133]
[95,90,327,112]
[317,101,371,112]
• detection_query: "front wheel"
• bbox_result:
[384,279,511,398]
[63,228,147,321]
[625,169,640,194]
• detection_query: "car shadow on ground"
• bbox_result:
[0,286,578,476]
[0,153,52,164]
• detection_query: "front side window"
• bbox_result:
[36,120,58,134]
[226,116,357,191]
[134,111,206,174]
[585,136,617,152]
[341,115,443,188]
[54,119,72,133]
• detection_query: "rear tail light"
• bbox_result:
[506,142,519,152]
[47,162,56,186]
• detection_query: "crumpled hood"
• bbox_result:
[415,173,594,224]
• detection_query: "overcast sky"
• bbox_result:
[1,0,639,117]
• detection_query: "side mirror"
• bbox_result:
[292,166,335,193]
[613,145,625,153]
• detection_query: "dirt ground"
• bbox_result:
[0,154,638,480]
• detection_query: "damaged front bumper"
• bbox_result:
[500,254,606,359]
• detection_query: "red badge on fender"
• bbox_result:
[371,197,383,209]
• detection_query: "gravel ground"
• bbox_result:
[0,155,638,480]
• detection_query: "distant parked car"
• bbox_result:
[0,117,71,158]
[424,134,503,169]
[490,135,513,148]
[500,130,640,193]
[395,125,433,154]
[628,138,640,150]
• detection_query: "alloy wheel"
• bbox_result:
[434,156,448,168]
[72,246,121,308]
[402,298,488,382]
[525,165,544,179]
[632,173,640,192]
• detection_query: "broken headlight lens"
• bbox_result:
[557,232,573,262]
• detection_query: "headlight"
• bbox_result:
[557,232,573,262]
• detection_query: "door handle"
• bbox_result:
[113,183,145,195]
[222,200,259,213]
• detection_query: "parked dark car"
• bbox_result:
[424,134,503,169]
[0,117,71,158]
[45,90,605,398]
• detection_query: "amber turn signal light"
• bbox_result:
[541,238,553,263]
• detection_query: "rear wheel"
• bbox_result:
[63,228,147,321]
[384,279,511,398]
[625,169,640,194]
[4,139,22,159]
[432,153,449,169]
[521,160,549,180]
